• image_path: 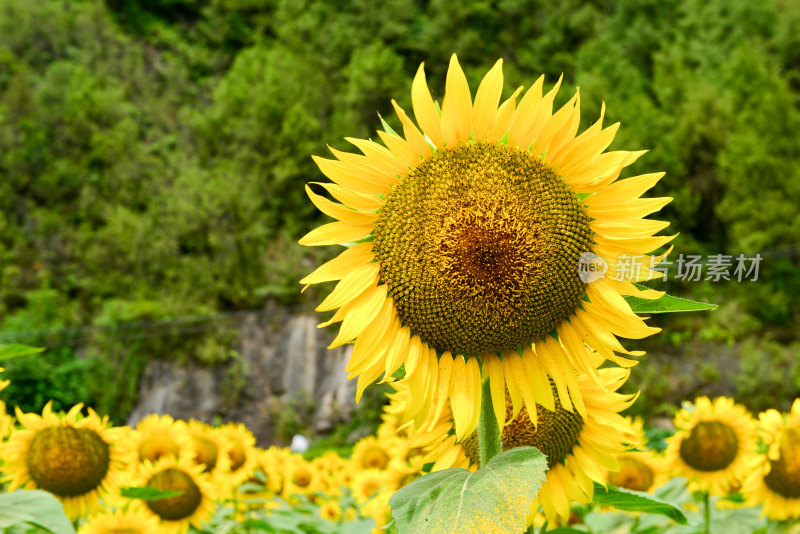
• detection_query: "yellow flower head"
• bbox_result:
[397,364,636,522]
[605,417,667,493]
[300,54,671,440]
[216,422,258,485]
[2,402,132,519]
[132,414,195,467]
[78,507,165,534]
[130,456,217,534]
[185,419,231,477]
[743,399,800,520]
[665,396,757,495]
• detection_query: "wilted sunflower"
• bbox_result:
[665,396,756,495]
[131,456,216,534]
[3,402,131,519]
[743,399,800,520]
[300,54,672,439]
[392,363,637,522]
[78,507,165,534]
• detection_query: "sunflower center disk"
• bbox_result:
[192,436,219,472]
[679,420,739,472]
[374,142,592,357]
[26,427,110,497]
[462,390,584,469]
[764,427,800,498]
[146,468,202,520]
[609,456,654,492]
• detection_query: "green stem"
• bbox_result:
[703,491,711,534]
[538,519,549,534]
[478,377,502,467]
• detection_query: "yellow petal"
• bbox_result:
[411,63,445,149]
[472,59,503,141]
[391,99,432,157]
[299,242,374,288]
[441,54,472,146]
[304,185,378,225]
[487,86,523,143]
[309,182,383,211]
[299,220,373,247]
[522,346,555,412]
[589,172,665,205]
[316,262,379,311]
[328,285,387,348]
[377,130,420,170]
[381,324,411,381]
[449,356,477,440]
[312,154,393,195]
[532,89,579,157]
[507,75,544,147]
[430,351,455,430]
[346,137,409,177]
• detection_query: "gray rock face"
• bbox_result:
[126,306,355,447]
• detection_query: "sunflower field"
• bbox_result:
[1,0,800,533]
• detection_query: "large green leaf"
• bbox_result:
[390,447,548,534]
[0,490,76,534]
[592,483,688,524]
[624,292,717,314]
[0,344,45,361]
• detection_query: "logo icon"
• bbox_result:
[578,252,608,283]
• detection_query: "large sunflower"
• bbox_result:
[2,402,131,519]
[665,396,757,495]
[743,399,800,520]
[390,364,637,522]
[299,54,672,439]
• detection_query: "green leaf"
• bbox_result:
[0,490,76,534]
[592,483,688,524]
[0,344,45,360]
[624,290,717,314]
[121,486,185,500]
[389,446,548,534]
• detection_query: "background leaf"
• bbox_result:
[121,486,185,500]
[0,344,45,361]
[390,447,548,534]
[624,293,717,313]
[592,483,688,524]
[0,490,76,534]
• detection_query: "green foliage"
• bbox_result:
[0,490,76,534]
[0,0,798,423]
[389,447,548,534]
[591,483,687,524]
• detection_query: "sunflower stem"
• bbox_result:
[703,491,711,534]
[537,519,549,534]
[478,377,502,467]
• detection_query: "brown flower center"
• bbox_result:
[608,455,655,492]
[764,427,800,498]
[373,142,592,357]
[679,420,739,471]
[146,468,202,520]
[462,389,584,469]
[27,426,110,497]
